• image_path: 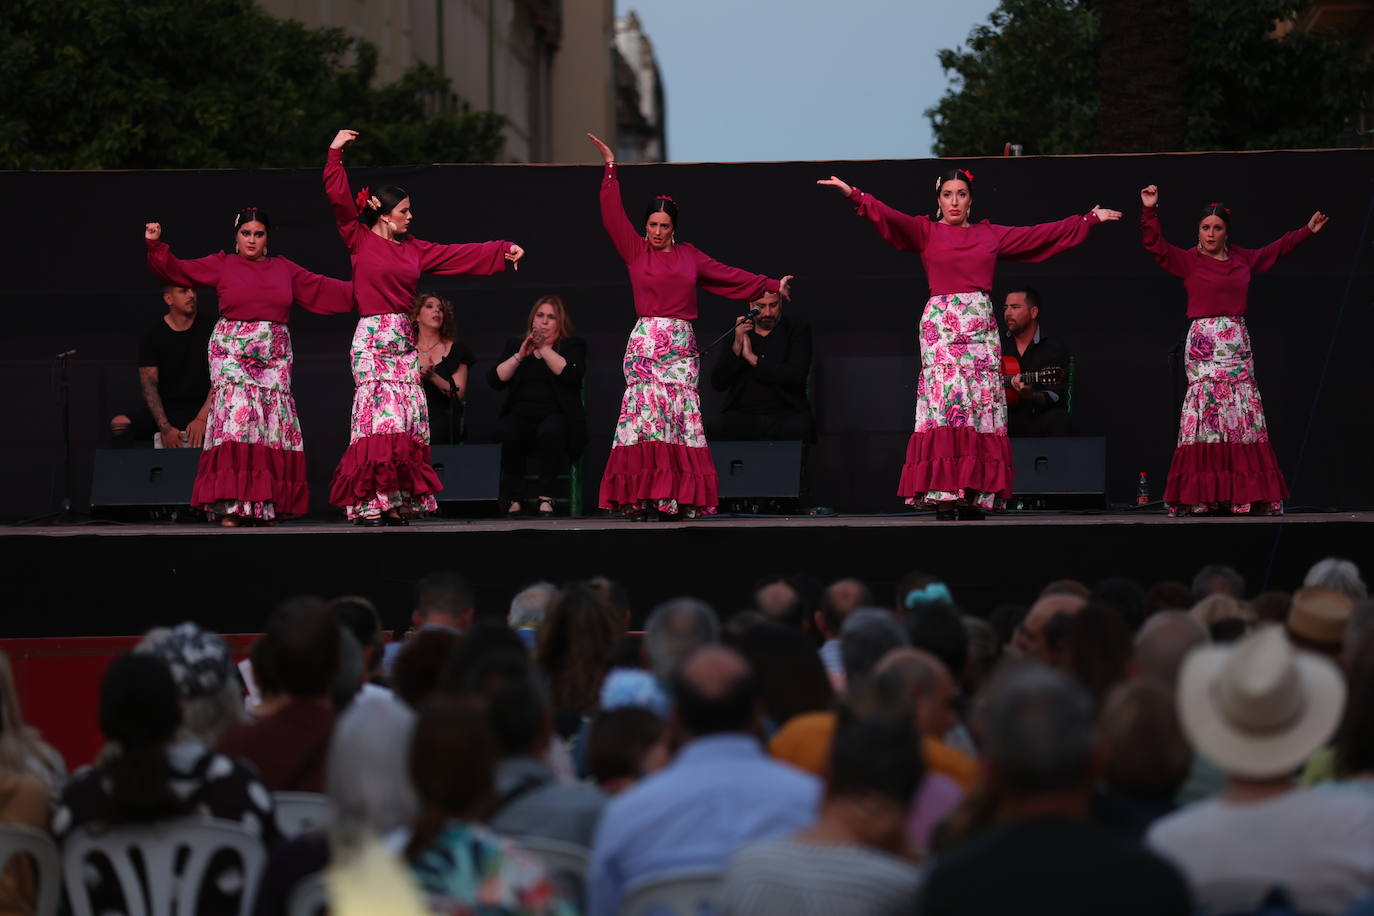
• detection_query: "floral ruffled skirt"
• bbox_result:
[192,319,308,520]
[1165,316,1287,516]
[598,317,718,515]
[897,292,1012,510]
[328,313,441,520]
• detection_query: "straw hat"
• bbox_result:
[1177,625,1344,779]
[1286,586,1353,647]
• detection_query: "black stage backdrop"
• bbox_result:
[2,150,1371,519]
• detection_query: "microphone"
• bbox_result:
[743,306,761,322]
[54,349,77,359]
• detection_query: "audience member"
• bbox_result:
[737,623,834,734]
[1285,585,1353,660]
[137,622,246,751]
[392,628,464,710]
[467,653,605,847]
[1144,580,1194,617]
[752,574,804,629]
[1331,624,1374,787]
[839,609,909,688]
[1250,590,1293,625]
[536,582,626,735]
[1134,611,1209,687]
[55,654,279,916]
[906,602,969,688]
[1190,593,1252,631]
[1011,591,1087,663]
[1091,577,1148,633]
[985,602,1028,652]
[412,570,476,632]
[330,596,388,692]
[1305,557,1368,602]
[0,653,59,916]
[918,663,1190,915]
[1060,604,1133,703]
[1147,626,1374,914]
[816,577,871,680]
[960,616,998,696]
[875,649,977,790]
[585,707,668,796]
[721,701,923,916]
[253,691,418,916]
[509,581,558,648]
[218,598,340,791]
[1091,680,1191,840]
[643,597,720,682]
[400,697,570,915]
[1191,563,1245,602]
[1038,578,1091,599]
[894,571,952,619]
[588,646,820,916]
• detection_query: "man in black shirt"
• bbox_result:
[710,291,814,442]
[111,285,212,448]
[1002,286,1071,437]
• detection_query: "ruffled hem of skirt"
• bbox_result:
[897,426,1013,501]
[191,442,308,516]
[328,433,442,508]
[598,441,719,510]
[1163,441,1289,507]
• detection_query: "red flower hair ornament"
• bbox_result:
[354,187,382,214]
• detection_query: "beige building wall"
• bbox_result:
[258,0,577,162]
[551,0,616,163]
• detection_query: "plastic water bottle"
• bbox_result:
[1136,472,1151,506]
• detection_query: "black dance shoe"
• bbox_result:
[354,516,385,528]
[935,507,957,521]
[956,505,986,521]
[383,515,409,527]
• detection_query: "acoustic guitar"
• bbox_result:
[1002,355,1065,408]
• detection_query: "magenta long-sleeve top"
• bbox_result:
[146,240,354,322]
[324,148,512,316]
[599,163,780,320]
[1141,205,1312,319]
[847,187,1102,297]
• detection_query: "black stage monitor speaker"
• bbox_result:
[1011,436,1107,501]
[712,441,804,499]
[90,448,199,507]
[431,444,501,501]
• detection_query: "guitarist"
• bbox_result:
[1002,287,1071,436]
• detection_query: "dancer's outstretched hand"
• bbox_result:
[587,133,614,164]
[1308,211,1329,233]
[145,222,161,241]
[779,275,794,300]
[1091,205,1123,222]
[331,129,359,150]
[506,244,525,270]
[817,176,853,198]
[1141,185,1159,208]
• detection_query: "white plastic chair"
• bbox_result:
[510,835,589,880]
[286,871,328,916]
[61,818,266,916]
[273,792,335,838]
[622,868,724,916]
[511,835,589,906]
[0,824,60,916]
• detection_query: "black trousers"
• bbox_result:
[495,412,571,499]
[714,409,814,442]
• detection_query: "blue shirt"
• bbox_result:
[587,733,820,916]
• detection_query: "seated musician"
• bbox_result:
[1002,287,1070,437]
[710,290,815,442]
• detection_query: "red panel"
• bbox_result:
[0,635,261,771]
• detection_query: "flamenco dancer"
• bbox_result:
[1141,185,1326,516]
[145,211,354,526]
[324,129,524,525]
[588,133,793,519]
[818,169,1120,519]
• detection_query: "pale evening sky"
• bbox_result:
[615,0,1003,162]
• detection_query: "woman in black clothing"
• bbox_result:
[488,295,587,516]
[412,291,476,445]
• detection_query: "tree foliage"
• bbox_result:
[0,0,506,169]
[926,0,1372,156]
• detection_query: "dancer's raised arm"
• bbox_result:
[144,223,225,288]
[323,129,367,250]
[1139,186,1192,278]
[820,176,931,254]
[590,133,642,262]
[993,205,1118,262]
[1248,211,1324,274]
